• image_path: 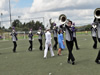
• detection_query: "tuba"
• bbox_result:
[94,8,100,22]
[59,14,69,24]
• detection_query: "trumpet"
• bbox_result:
[94,8,100,22]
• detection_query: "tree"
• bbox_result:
[12,19,22,28]
[9,19,44,31]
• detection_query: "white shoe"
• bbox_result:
[51,55,55,57]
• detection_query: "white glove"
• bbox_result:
[92,25,97,29]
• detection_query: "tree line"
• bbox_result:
[0,19,92,32]
[8,19,45,31]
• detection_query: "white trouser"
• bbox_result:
[44,42,55,58]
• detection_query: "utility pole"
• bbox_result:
[9,0,12,26]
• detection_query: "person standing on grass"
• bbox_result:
[60,20,75,65]
[11,28,18,53]
[49,19,58,50]
[72,23,80,50]
[91,22,97,49]
[93,18,100,64]
[28,29,33,51]
[37,27,43,51]
[57,29,65,56]
[44,26,55,59]
[65,21,75,65]
[53,23,58,50]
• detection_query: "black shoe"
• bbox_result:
[67,61,71,64]
[28,48,30,51]
[53,48,56,50]
[95,60,100,64]
[40,48,43,51]
[58,54,59,56]
[93,47,97,49]
[28,49,32,51]
[76,48,80,50]
[13,51,16,53]
[72,61,75,65]
[54,49,57,50]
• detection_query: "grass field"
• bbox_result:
[0,34,100,75]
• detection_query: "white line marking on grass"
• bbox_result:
[0,40,9,42]
[0,39,33,42]
[5,56,8,58]
[0,47,12,50]
[33,48,35,50]
[49,73,52,75]
[0,42,33,50]
[17,53,20,55]
[0,40,37,51]
[60,63,62,65]
[84,38,87,41]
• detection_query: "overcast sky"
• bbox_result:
[0,0,100,28]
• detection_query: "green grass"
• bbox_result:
[0,34,100,75]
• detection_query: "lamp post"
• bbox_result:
[0,13,3,28]
[18,16,21,27]
[43,17,45,26]
[9,0,12,26]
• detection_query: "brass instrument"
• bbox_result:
[94,8,100,22]
[37,30,41,35]
[59,14,69,24]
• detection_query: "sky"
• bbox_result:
[11,0,33,8]
[0,0,100,28]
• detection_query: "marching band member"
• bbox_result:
[59,14,75,65]
[65,21,75,65]
[97,22,100,42]
[44,26,55,59]
[94,19,100,64]
[91,22,97,49]
[92,8,100,64]
[60,20,75,65]
[53,23,58,50]
[57,29,65,56]
[72,23,80,50]
[95,50,100,64]
[11,27,18,53]
[37,27,43,50]
[28,29,33,51]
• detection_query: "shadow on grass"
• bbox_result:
[75,58,91,65]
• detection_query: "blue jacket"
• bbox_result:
[58,33,65,49]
